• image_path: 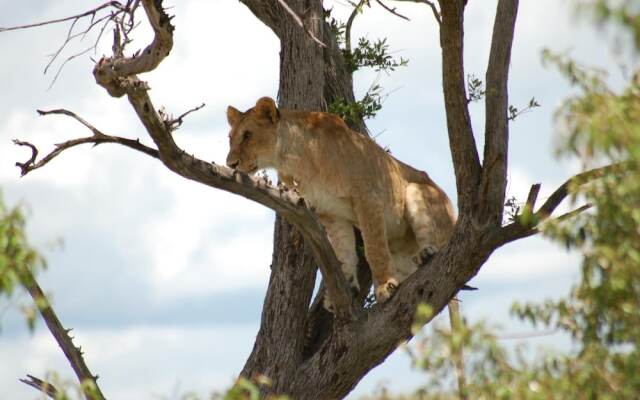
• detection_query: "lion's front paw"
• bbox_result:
[375,278,399,303]
[413,245,439,267]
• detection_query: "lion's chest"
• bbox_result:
[299,182,355,221]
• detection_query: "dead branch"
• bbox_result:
[0,2,135,89]
[0,1,124,32]
[20,375,59,399]
[13,109,159,177]
[164,102,206,131]
[93,0,174,97]
[18,268,105,400]
[375,0,410,21]
[393,0,441,25]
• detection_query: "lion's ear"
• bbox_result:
[227,106,242,126]
[255,97,279,124]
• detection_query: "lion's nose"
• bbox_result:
[226,157,239,169]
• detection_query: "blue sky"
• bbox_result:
[0,0,624,398]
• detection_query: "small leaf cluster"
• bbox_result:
[508,97,541,121]
[329,84,383,125]
[344,37,408,74]
[467,74,486,103]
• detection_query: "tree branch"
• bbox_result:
[345,0,369,53]
[18,268,105,400]
[375,0,410,22]
[13,109,159,177]
[93,0,174,97]
[438,0,482,216]
[0,1,124,32]
[393,0,441,24]
[478,0,520,225]
[496,162,627,246]
[20,375,59,399]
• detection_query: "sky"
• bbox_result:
[0,0,626,399]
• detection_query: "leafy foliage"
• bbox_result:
[325,7,407,123]
[0,192,45,332]
[507,97,541,121]
[344,37,408,74]
[329,84,384,125]
[466,74,486,103]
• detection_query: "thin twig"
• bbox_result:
[392,0,441,25]
[0,1,123,32]
[14,109,159,176]
[375,0,410,21]
[167,102,206,130]
[19,375,59,399]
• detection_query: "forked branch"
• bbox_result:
[13,109,159,177]
[496,162,628,246]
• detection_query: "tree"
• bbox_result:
[393,2,640,398]
[2,0,628,399]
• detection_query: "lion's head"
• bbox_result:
[225,97,279,174]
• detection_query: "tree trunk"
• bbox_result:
[239,0,365,392]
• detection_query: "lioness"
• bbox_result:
[225,97,456,306]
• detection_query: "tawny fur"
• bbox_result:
[226,97,456,308]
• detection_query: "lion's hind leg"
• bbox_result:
[352,200,398,303]
[404,183,454,266]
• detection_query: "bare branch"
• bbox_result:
[478,0,519,225]
[18,267,105,400]
[93,0,175,97]
[375,0,410,21]
[0,1,123,32]
[165,102,206,131]
[275,0,327,47]
[393,0,441,25]
[20,375,59,399]
[1,2,132,89]
[14,109,159,177]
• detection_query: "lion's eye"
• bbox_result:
[242,130,252,143]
